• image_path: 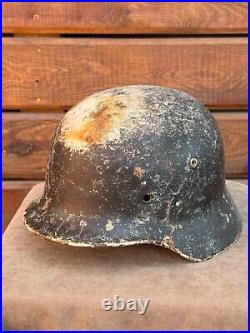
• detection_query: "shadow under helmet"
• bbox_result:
[24,85,242,261]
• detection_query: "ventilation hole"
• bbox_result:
[143,194,151,202]
[190,157,198,169]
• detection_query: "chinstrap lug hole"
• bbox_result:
[190,157,198,169]
[143,194,151,202]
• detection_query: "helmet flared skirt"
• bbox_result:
[24,185,242,262]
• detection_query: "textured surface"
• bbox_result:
[23,86,242,261]
[2,112,248,179]
[3,37,248,109]
[2,180,247,330]
[2,181,37,233]
[3,2,248,266]
[2,2,248,35]
[3,178,247,234]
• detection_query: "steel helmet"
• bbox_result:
[24,85,242,261]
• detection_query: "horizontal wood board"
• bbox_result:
[2,2,248,35]
[2,37,248,110]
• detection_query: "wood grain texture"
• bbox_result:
[2,37,248,110]
[2,180,38,233]
[2,112,248,180]
[215,112,248,178]
[2,113,61,179]
[2,2,248,35]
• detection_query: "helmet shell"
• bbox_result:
[24,85,242,261]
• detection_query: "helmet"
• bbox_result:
[24,85,242,261]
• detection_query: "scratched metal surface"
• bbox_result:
[2,180,247,330]
[24,86,242,261]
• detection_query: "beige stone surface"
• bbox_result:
[3,181,248,330]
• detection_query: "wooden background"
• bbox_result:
[2,2,248,232]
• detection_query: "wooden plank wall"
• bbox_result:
[2,2,248,232]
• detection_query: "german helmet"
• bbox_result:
[24,85,242,261]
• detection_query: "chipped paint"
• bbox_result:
[59,86,145,152]
[63,96,127,149]
[24,85,242,262]
[80,220,87,227]
[105,219,114,231]
[161,235,174,249]
[133,166,145,179]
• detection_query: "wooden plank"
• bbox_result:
[2,2,248,35]
[215,112,248,178]
[2,113,61,179]
[2,112,248,180]
[2,37,248,110]
[2,180,38,233]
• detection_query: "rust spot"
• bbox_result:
[64,96,127,146]
[134,166,145,179]
[162,236,175,249]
